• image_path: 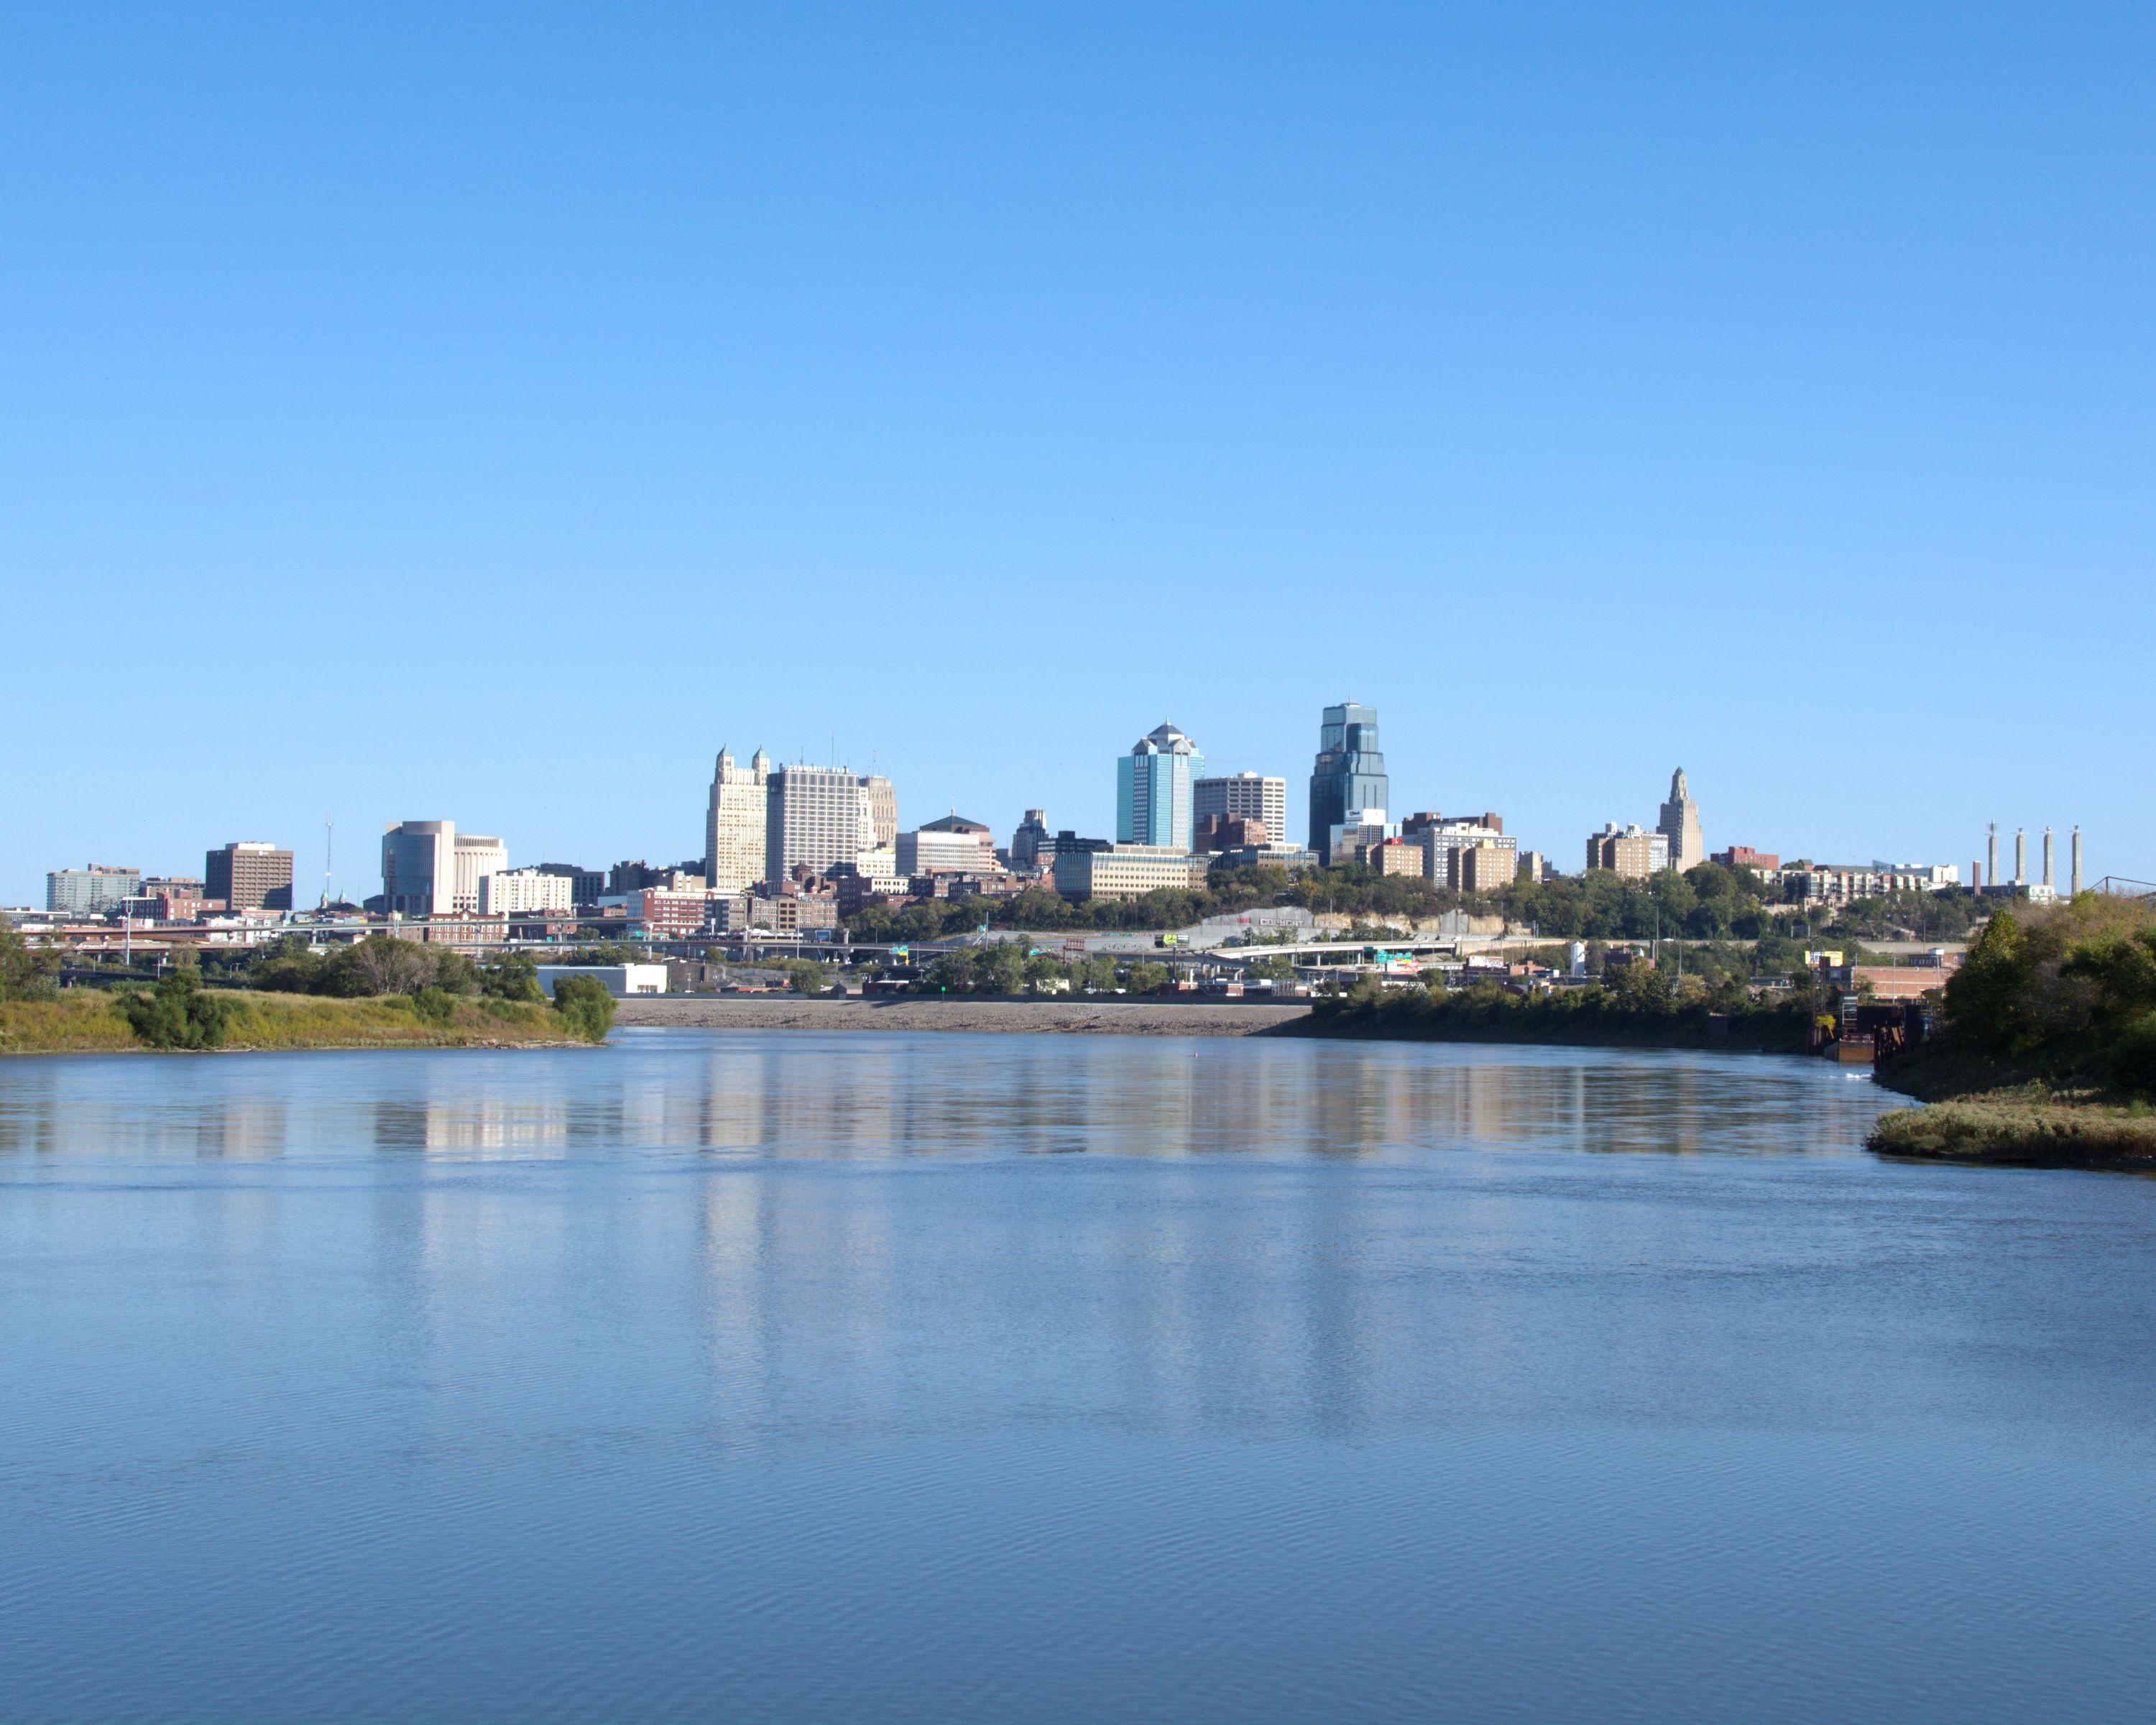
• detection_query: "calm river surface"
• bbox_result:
[5,1031,2156,1722]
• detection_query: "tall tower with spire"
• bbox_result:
[705,747,771,892]
[1657,768,1705,873]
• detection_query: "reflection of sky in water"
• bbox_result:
[3,1035,2153,1723]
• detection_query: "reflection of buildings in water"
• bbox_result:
[684,1039,907,1156]
[369,1082,570,1159]
[193,1096,288,1161]
[0,1064,66,1158]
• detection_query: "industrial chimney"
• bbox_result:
[2072,827,2083,897]
[2014,827,2027,886]
[2043,827,2055,891]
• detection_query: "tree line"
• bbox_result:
[1923,894,2156,1095]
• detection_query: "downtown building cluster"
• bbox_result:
[24,697,2062,960]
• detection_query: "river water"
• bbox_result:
[4,1031,2155,1722]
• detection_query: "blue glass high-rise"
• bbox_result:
[1307,702,1388,862]
[1116,724,1204,850]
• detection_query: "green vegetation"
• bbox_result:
[0,913,60,1002]
[910,944,1194,996]
[1812,890,1991,942]
[480,950,545,1002]
[0,988,591,1056]
[845,864,1455,943]
[0,995,140,1053]
[0,924,625,1056]
[548,975,617,1042]
[1289,967,1813,1054]
[768,958,831,995]
[118,966,237,1049]
[239,932,481,997]
[1868,1096,2156,1165]
[554,943,648,967]
[1869,895,2156,1166]
[838,859,1967,959]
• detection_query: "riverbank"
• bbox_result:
[1861,896,2156,1168]
[613,995,1313,1036]
[0,991,591,1055]
[1866,1091,2156,1167]
[1869,1040,2156,1167]
[1272,991,1813,1055]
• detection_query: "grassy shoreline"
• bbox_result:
[1869,1042,2156,1168]
[0,990,594,1056]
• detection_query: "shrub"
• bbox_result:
[0,913,57,1002]
[410,985,458,1026]
[480,952,545,1002]
[550,975,616,1043]
[2111,1010,2156,1096]
[119,967,237,1050]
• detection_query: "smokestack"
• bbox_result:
[2014,827,2027,886]
[1987,822,1998,890]
[2043,827,2055,890]
[1972,860,1982,892]
[2072,827,2083,896]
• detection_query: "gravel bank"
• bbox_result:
[612,996,1312,1036]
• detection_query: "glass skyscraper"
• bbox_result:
[1307,702,1388,862]
[1116,723,1204,850]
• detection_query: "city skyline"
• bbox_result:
[7,11,2151,903]
[21,707,2080,914]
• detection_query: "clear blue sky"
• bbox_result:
[5,4,2150,902]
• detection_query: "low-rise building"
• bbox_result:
[1417,821,1512,885]
[1713,845,1780,873]
[535,964,668,999]
[1194,814,1272,852]
[707,892,840,934]
[626,887,710,937]
[47,865,141,914]
[205,842,295,912]
[124,886,208,924]
[897,815,998,877]
[1784,862,1962,904]
[1851,957,1962,1000]
[1221,844,1317,873]
[1053,845,1212,902]
[535,862,609,906]
[1449,842,1520,893]
[479,868,574,916]
[507,908,580,942]
[1330,818,1393,865]
[833,869,913,916]
[1585,824,1667,880]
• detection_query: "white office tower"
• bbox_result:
[381,821,507,916]
[1194,773,1288,840]
[480,868,573,916]
[767,763,872,881]
[706,748,772,892]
